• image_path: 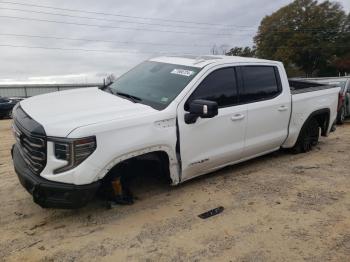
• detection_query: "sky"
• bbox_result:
[0,0,349,84]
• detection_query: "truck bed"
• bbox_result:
[282,81,340,148]
[289,80,339,95]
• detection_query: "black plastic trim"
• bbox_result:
[290,84,338,95]
[12,144,100,209]
[13,105,47,175]
[13,105,46,137]
[300,108,331,137]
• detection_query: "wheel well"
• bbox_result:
[297,109,330,139]
[311,109,330,136]
[102,151,172,184]
[297,109,330,138]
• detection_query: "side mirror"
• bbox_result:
[185,99,218,124]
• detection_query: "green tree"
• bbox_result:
[331,13,350,74]
[226,46,256,57]
[254,0,349,76]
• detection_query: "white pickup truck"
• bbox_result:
[11,55,340,209]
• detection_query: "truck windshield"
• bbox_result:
[108,61,201,110]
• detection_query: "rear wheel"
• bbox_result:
[292,118,320,154]
[337,106,346,125]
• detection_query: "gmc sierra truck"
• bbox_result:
[11,55,340,209]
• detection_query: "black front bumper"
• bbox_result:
[12,144,100,209]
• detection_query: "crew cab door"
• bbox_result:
[238,65,291,158]
[177,66,247,181]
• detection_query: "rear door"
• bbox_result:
[177,66,247,181]
[238,65,291,158]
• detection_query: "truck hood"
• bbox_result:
[20,87,157,137]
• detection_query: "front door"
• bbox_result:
[177,67,247,181]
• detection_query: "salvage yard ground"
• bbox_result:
[1,119,350,261]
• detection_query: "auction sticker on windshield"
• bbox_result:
[161,97,169,103]
[171,69,195,77]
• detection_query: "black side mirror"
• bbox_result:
[185,99,218,124]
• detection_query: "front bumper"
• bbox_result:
[12,144,100,209]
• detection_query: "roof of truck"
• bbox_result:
[150,55,280,68]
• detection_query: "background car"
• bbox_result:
[0,96,24,119]
[329,79,350,124]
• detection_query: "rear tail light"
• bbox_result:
[338,93,345,110]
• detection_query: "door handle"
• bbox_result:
[231,114,245,121]
[278,106,288,112]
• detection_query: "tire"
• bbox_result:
[337,106,346,125]
[292,118,320,154]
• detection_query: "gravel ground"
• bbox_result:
[1,119,350,261]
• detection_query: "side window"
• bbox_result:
[186,67,238,109]
[240,66,281,103]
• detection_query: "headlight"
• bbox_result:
[51,136,96,174]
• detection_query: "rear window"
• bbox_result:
[240,66,281,103]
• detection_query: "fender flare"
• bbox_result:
[297,108,330,140]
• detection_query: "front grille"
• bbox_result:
[13,122,47,175]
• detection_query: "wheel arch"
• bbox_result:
[289,108,330,153]
[294,108,330,147]
[96,146,180,185]
[282,108,331,149]
[306,108,330,136]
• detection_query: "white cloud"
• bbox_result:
[0,0,348,84]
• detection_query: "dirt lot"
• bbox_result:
[1,119,350,261]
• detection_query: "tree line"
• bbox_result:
[224,0,350,77]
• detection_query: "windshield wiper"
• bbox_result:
[103,86,114,94]
[115,92,142,103]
